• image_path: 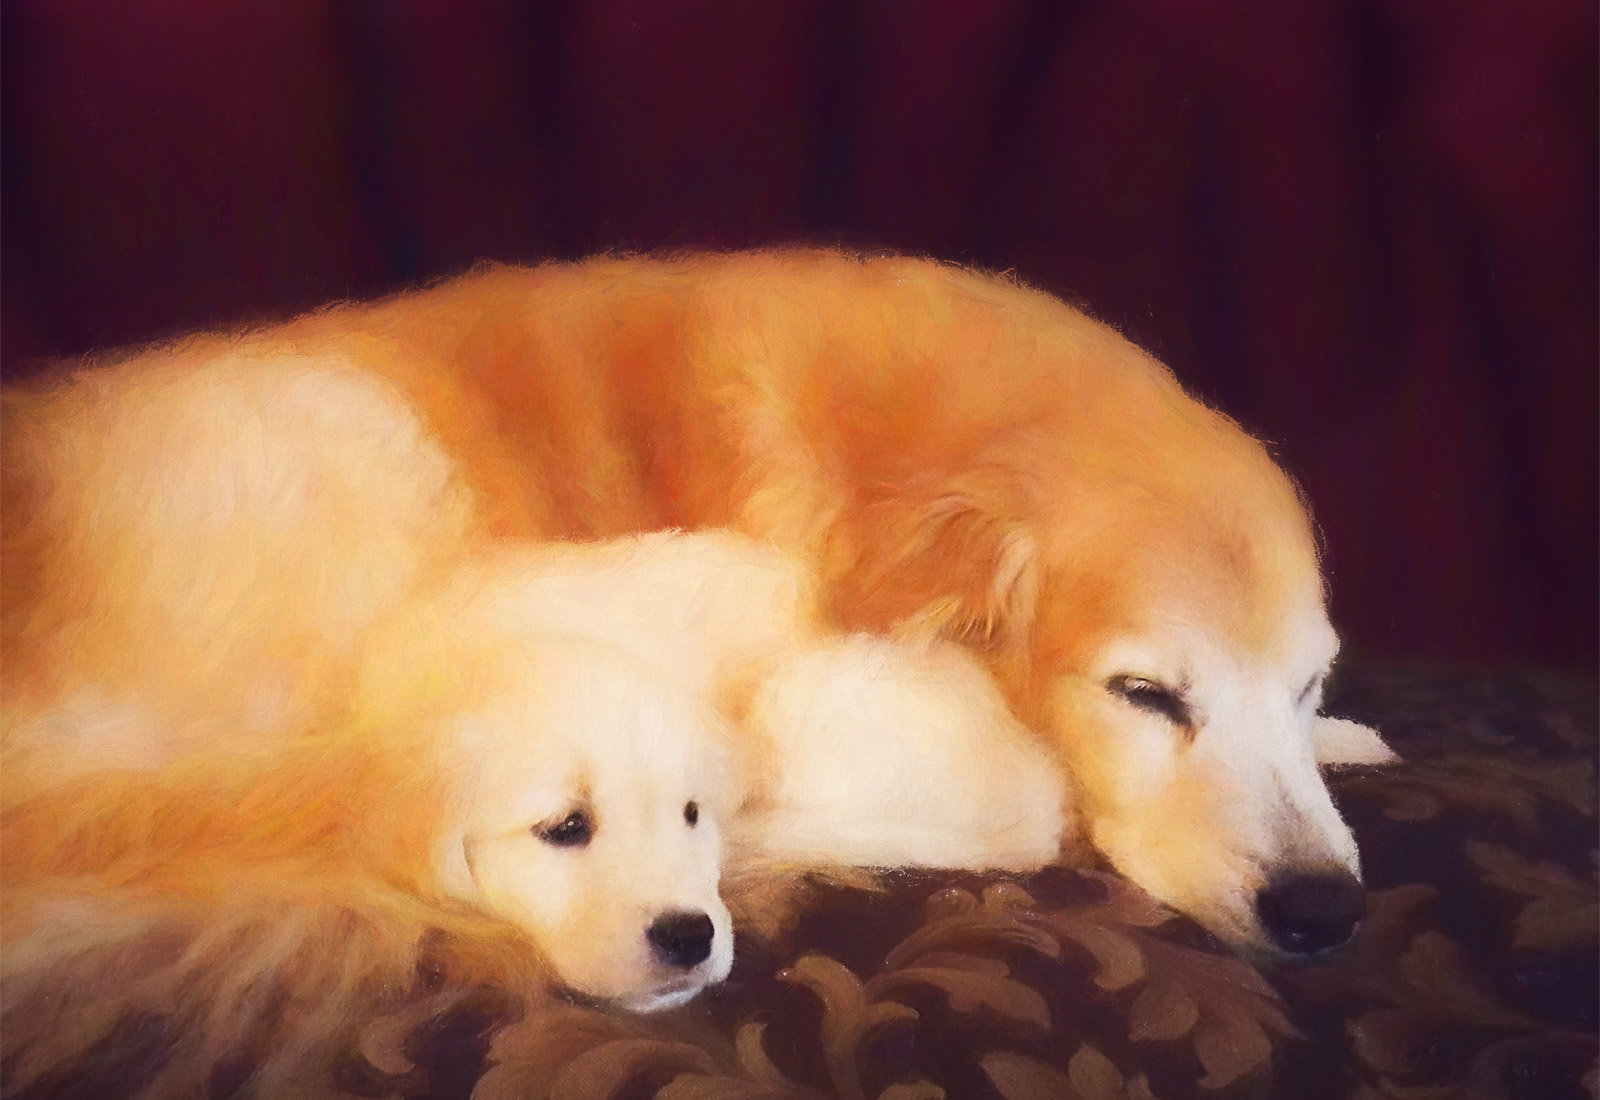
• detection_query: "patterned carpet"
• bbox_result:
[14,666,1598,1100]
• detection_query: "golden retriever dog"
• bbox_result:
[3,248,1392,969]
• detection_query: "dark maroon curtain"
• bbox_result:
[4,0,1594,665]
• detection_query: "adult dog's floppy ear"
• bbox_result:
[1314,716,1399,766]
[837,472,1040,654]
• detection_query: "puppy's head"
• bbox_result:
[367,630,736,1011]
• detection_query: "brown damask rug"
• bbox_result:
[15,665,1599,1100]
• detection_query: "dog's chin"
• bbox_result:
[1186,906,1364,964]
[1233,925,1365,965]
[612,978,713,1014]
[564,944,734,1014]
[1170,898,1278,956]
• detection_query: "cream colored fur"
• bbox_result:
[2,251,1395,1065]
[353,530,1067,1008]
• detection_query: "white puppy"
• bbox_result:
[361,531,1068,1008]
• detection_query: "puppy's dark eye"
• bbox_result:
[1106,675,1194,730]
[537,810,593,847]
[684,801,699,827]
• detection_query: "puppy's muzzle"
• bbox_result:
[647,910,715,969]
[1255,871,1364,954]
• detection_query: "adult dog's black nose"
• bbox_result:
[1255,872,1365,954]
[647,910,714,969]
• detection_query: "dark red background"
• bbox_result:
[3,1,1595,665]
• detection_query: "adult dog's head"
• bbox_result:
[837,328,1396,956]
[1030,470,1396,956]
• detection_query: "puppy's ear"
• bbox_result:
[841,485,1040,654]
[1314,716,1399,766]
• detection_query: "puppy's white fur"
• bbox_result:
[356,531,1067,1007]
[739,635,1068,872]
[411,633,735,1011]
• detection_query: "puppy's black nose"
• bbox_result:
[1255,872,1365,954]
[647,910,714,969]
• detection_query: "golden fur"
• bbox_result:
[1,249,1390,1089]
[1,725,545,1095]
